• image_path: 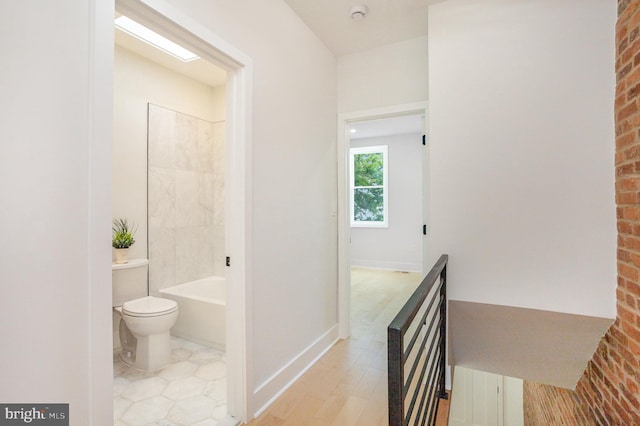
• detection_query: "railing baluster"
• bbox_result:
[388,324,404,425]
[439,266,448,400]
[404,302,440,396]
[388,254,448,426]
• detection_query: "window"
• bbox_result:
[350,145,388,227]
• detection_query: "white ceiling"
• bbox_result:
[283,0,434,55]
[115,0,437,86]
[349,114,424,139]
[114,25,227,88]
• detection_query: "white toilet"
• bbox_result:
[115,296,179,372]
[112,259,179,372]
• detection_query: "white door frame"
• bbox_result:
[114,0,254,421]
[337,101,428,338]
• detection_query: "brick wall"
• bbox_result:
[523,1,640,424]
[523,382,593,426]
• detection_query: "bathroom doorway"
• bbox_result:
[112,0,252,423]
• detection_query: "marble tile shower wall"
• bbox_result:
[148,104,225,294]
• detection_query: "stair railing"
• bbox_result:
[388,254,449,426]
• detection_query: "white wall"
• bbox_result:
[350,133,423,272]
[0,0,114,424]
[1,0,336,422]
[428,0,617,318]
[337,36,429,113]
[160,0,338,414]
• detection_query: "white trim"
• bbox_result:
[114,0,253,421]
[337,118,351,339]
[349,145,389,228]
[252,325,339,418]
[226,63,254,422]
[337,102,429,340]
[89,0,116,423]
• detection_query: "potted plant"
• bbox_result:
[112,218,137,264]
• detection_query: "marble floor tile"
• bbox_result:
[114,337,227,426]
[114,397,133,420]
[163,376,207,401]
[195,361,226,381]
[120,395,173,425]
[203,378,226,403]
[190,348,222,364]
[192,420,219,426]
[113,376,131,398]
[121,377,168,402]
[167,395,217,425]
[159,360,199,381]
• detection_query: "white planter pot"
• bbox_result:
[114,248,130,264]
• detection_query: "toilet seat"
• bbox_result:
[122,296,178,317]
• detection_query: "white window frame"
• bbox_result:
[350,145,389,228]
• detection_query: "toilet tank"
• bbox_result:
[112,259,149,306]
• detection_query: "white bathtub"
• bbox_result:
[159,276,226,350]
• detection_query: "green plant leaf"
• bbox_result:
[112,218,137,248]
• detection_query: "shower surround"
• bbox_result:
[148,104,225,294]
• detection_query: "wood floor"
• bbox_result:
[244,268,450,426]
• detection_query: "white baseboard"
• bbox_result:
[252,324,339,418]
[351,259,422,272]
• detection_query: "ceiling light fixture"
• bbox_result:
[350,5,369,21]
[115,16,200,62]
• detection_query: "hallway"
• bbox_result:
[246,268,450,425]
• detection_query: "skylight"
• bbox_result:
[115,16,200,62]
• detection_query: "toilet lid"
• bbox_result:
[122,296,178,317]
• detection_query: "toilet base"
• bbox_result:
[114,298,178,372]
[119,332,173,372]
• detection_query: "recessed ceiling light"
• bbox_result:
[350,128,357,133]
[115,16,200,62]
